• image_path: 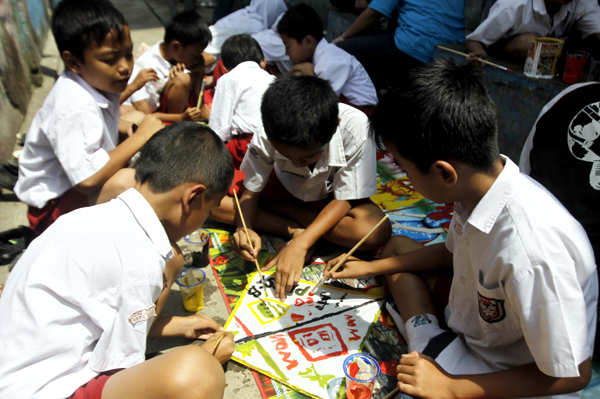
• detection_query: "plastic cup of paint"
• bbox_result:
[175,267,205,312]
[588,57,600,82]
[563,51,590,84]
[184,228,211,267]
[343,353,380,399]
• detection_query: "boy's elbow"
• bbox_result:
[572,358,593,391]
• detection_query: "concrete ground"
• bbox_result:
[0,1,262,398]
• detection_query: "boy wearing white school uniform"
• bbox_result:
[276,4,378,112]
[251,13,293,75]
[466,0,600,61]
[209,35,275,144]
[229,75,391,302]
[0,123,236,399]
[15,0,163,236]
[325,60,597,399]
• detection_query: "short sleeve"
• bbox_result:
[314,50,353,97]
[576,0,600,38]
[49,110,110,186]
[332,136,377,201]
[466,1,521,47]
[507,262,595,378]
[368,0,398,19]
[241,131,275,193]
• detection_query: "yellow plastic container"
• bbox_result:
[176,268,205,312]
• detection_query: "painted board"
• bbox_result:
[224,271,383,399]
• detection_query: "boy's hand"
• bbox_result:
[465,40,488,62]
[180,313,224,340]
[136,114,164,138]
[263,240,307,301]
[131,68,158,91]
[182,107,202,121]
[202,332,235,364]
[169,63,186,79]
[323,254,371,279]
[232,227,261,261]
[397,351,455,399]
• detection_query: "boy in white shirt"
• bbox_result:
[0,122,235,399]
[14,0,163,236]
[122,10,212,123]
[230,75,391,301]
[466,0,600,62]
[276,3,378,114]
[324,60,597,399]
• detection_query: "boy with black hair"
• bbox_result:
[14,0,163,236]
[231,74,390,301]
[122,10,212,123]
[0,122,235,399]
[209,34,273,157]
[324,60,597,399]
[276,3,378,113]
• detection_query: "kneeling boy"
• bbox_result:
[0,122,235,399]
[325,60,597,399]
[231,75,391,301]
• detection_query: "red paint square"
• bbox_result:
[289,323,348,362]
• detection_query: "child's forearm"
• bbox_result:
[119,84,139,104]
[446,360,592,399]
[153,112,183,123]
[369,242,453,276]
[237,189,261,230]
[293,199,351,251]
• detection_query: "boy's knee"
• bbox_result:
[380,235,422,258]
[169,71,193,90]
[163,346,225,398]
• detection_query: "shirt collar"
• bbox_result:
[313,38,329,64]
[235,61,261,71]
[65,69,120,115]
[117,188,174,261]
[464,156,519,234]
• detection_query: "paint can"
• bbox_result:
[175,267,205,312]
[184,228,211,268]
[524,38,564,79]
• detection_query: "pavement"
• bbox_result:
[0,1,262,398]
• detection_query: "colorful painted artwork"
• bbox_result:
[224,272,383,399]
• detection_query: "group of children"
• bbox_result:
[0,0,597,398]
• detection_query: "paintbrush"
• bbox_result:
[436,45,514,73]
[232,189,268,297]
[383,387,399,399]
[211,332,227,355]
[197,75,207,109]
[309,215,390,295]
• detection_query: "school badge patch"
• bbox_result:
[477,292,505,324]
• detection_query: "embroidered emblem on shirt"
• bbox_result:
[128,304,157,326]
[454,221,463,236]
[477,292,506,324]
[412,314,432,327]
[248,144,259,158]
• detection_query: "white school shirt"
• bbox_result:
[14,70,119,208]
[207,0,287,56]
[444,157,597,387]
[252,13,293,75]
[0,188,172,399]
[313,38,378,107]
[241,103,377,201]
[209,61,275,142]
[124,41,172,111]
[467,0,600,47]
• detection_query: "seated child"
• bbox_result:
[276,3,378,113]
[228,75,391,301]
[14,0,164,236]
[251,13,294,75]
[325,60,597,398]
[466,0,600,62]
[122,10,212,123]
[0,122,235,399]
[209,34,275,167]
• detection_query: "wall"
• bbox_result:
[0,0,51,163]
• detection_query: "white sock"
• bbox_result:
[405,313,444,353]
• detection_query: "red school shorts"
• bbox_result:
[28,188,89,236]
[66,373,113,399]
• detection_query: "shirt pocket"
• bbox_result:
[476,282,521,346]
